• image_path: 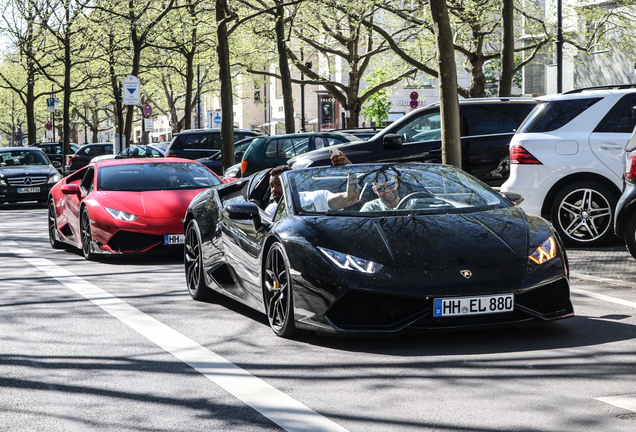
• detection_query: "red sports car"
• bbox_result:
[48,158,225,260]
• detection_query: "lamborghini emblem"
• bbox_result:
[460,270,472,279]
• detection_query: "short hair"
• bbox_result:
[270,165,292,177]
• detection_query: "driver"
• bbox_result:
[360,172,401,211]
[22,153,35,165]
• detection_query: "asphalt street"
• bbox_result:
[1,202,636,432]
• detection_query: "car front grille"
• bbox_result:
[325,290,429,330]
[107,231,163,253]
[7,176,48,186]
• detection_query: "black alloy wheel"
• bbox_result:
[263,242,296,337]
[80,207,95,260]
[48,199,65,249]
[551,181,617,247]
[184,219,212,300]
[623,214,636,260]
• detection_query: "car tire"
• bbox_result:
[48,199,65,249]
[80,207,96,260]
[184,219,213,301]
[550,181,617,247]
[623,214,636,260]
[263,242,297,338]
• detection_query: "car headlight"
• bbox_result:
[105,207,138,221]
[318,247,383,274]
[528,236,557,265]
[48,173,61,184]
[224,166,240,178]
[0,178,5,186]
[291,158,313,169]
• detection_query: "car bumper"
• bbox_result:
[501,164,564,216]
[0,185,52,203]
[614,181,636,236]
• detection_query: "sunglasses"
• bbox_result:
[375,179,397,193]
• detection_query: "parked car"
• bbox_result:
[195,136,259,175]
[288,98,537,187]
[183,163,573,337]
[240,132,361,176]
[65,142,113,174]
[0,147,62,205]
[614,135,636,258]
[48,158,227,260]
[30,142,79,168]
[501,85,636,247]
[165,128,262,160]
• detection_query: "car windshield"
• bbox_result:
[0,150,49,167]
[286,164,507,216]
[97,162,222,191]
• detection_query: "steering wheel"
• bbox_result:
[395,191,435,210]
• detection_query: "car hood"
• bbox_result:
[0,165,56,176]
[94,189,203,219]
[299,207,535,269]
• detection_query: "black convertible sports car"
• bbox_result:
[183,163,574,337]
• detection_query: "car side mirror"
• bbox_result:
[500,191,524,206]
[225,202,263,230]
[61,183,80,195]
[52,161,62,169]
[224,202,261,220]
[383,133,402,149]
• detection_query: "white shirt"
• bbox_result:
[263,189,331,219]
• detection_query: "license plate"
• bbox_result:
[17,187,40,194]
[164,234,184,245]
[433,293,514,317]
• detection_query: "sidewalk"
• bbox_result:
[567,242,636,288]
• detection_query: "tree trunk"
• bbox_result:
[274,3,295,134]
[217,0,235,173]
[63,25,72,156]
[183,50,194,130]
[429,0,461,169]
[499,0,514,96]
[92,108,99,143]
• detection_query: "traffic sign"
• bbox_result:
[143,103,153,118]
[45,121,53,130]
[410,91,419,100]
[214,114,221,125]
[46,98,59,112]
[410,100,419,109]
[144,118,154,131]
[123,75,141,105]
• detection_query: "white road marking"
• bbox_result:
[596,395,636,413]
[5,247,349,432]
[571,287,636,310]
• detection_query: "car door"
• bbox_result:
[588,93,636,183]
[64,167,93,242]
[460,104,525,185]
[219,177,269,306]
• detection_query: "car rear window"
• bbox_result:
[518,98,602,133]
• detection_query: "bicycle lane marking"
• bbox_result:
[0,242,349,432]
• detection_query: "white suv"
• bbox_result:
[502,85,636,246]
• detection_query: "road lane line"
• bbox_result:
[571,287,636,310]
[596,395,636,413]
[7,248,349,432]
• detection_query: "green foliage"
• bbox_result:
[361,69,392,126]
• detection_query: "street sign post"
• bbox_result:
[46,98,59,113]
[123,75,141,105]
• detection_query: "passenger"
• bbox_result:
[264,151,359,218]
[22,153,35,165]
[360,172,401,211]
